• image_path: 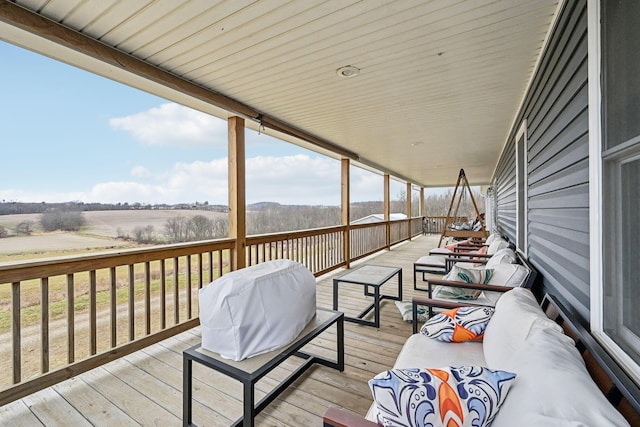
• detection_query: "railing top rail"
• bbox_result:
[0,238,235,283]
[246,225,345,244]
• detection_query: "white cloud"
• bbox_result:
[3,155,389,205]
[109,103,227,147]
[245,155,341,205]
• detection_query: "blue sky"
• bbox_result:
[0,41,422,206]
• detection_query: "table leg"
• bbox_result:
[398,269,403,301]
[183,356,193,427]
[374,286,380,328]
[333,279,338,311]
[337,315,345,371]
[243,381,255,427]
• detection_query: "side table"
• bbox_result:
[183,308,344,427]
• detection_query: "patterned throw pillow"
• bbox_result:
[433,266,494,300]
[420,306,494,342]
[369,366,516,427]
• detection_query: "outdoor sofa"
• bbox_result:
[323,288,640,426]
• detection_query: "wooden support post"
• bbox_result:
[341,159,351,268]
[229,116,246,270]
[406,182,412,240]
[384,174,390,249]
[420,187,426,236]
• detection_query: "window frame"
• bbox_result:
[589,0,640,384]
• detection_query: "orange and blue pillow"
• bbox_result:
[420,306,494,342]
[369,366,516,427]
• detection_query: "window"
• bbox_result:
[592,0,640,380]
[515,121,528,254]
[603,152,640,362]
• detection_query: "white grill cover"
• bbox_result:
[199,259,316,361]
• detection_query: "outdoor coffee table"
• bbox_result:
[182,308,344,427]
[332,264,402,328]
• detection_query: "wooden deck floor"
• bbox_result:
[1,234,441,426]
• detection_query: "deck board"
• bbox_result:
[0,234,442,426]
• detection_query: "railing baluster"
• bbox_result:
[174,257,179,324]
[41,278,49,374]
[198,254,203,289]
[144,262,151,335]
[12,282,21,384]
[217,250,223,278]
[110,267,116,348]
[89,270,97,355]
[186,255,192,319]
[208,252,213,283]
[160,260,166,330]
[128,265,135,341]
[67,274,74,364]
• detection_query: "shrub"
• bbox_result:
[133,225,156,244]
[164,215,228,243]
[40,209,85,231]
[16,220,35,235]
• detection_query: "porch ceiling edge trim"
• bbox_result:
[0,0,359,162]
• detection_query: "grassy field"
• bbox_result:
[0,209,227,260]
[0,209,229,388]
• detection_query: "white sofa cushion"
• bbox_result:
[487,238,509,255]
[486,248,518,268]
[487,263,529,287]
[394,334,486,369]
[483,288,562,367]
[485,233,502,245]
[492,327,629,427]
[414,255,446,272]
[429,247,450,256]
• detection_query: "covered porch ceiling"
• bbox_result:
[0,0,560,187]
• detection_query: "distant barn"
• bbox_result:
[350,213,407,225]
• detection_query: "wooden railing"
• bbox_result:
[246,225,345,277]
[0,219,423,405]
[0,240,234,405]
[350,222,387,261]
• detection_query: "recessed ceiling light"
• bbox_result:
[336,65,360,78]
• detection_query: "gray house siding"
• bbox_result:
[494,0,590,321]
[495,147,516,238]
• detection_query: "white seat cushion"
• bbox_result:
[394,333,486,368]
[414,255,446,272]
[428,247,450,256]
[486,248,518,268]
[487,263,529,287]
[483,288,562,367]
[492,327,629,427]
[487,238,509,255]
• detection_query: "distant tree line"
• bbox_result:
[115,215,229,244]
[0,191,485,240]
[0,201,228,215]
